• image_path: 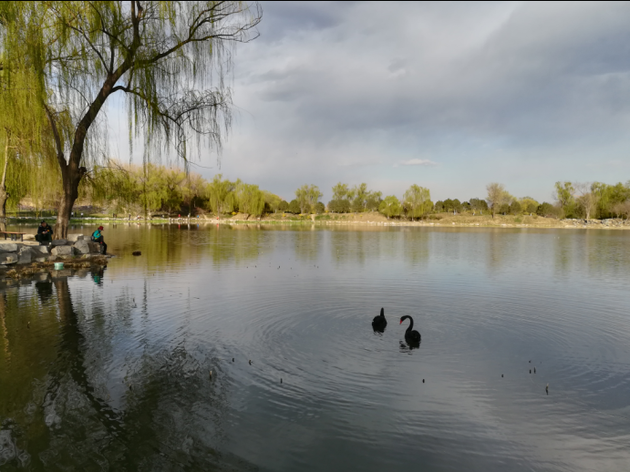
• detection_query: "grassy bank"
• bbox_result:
[218,212,630,230]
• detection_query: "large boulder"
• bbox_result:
[73,240,90,255]
[51,239,68,246]
[23,234,35,241]
[31,246,50,255]
[51,246,74,256]
[67,234,85,242]
[18,247,34,264]
[0,243,18,253]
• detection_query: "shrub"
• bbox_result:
[288,200,300,214]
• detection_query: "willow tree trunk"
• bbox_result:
[55,160,84,240]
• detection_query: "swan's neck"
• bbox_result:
[406,317,414,331]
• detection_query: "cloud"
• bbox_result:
[194,1,630,202]
[396,159,437,167]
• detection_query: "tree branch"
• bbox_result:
[43,105,67,170]
[66,21,112,74]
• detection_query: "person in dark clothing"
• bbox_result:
[91,226,107,254]
[36,221,53,244]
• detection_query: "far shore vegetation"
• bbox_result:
[3,159,630,228]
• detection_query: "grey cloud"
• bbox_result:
[396,159,437,167]
[219,1,630,202]
[256,1,352,43]
[248,1,630,144]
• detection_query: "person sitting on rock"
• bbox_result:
[91,226,107,255]
[36,221,53,245]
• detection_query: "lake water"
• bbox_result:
[1,223,630,471]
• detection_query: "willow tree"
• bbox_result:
[206,173,236,217]
[0,49,52,226]
[0,1,261,238]
[403,184,431,220]
[295,184,322,214]
[235,181,264,218]
[379,195,402,219]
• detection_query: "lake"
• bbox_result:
[1,223,630,471]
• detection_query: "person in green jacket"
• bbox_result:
[91,226,107,255]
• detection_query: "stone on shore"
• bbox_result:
[73,240,91,255]
[32,246,50,255]
[67,234,85,242]
[0,243,18,253]
[51,246,74,256]
[52,239,68,246]
[18,247,34,264]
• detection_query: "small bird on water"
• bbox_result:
[372,308,387,332]
[209,370,213,379]
[546,383,549,394]
[249,360,252,365]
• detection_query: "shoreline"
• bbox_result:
[5,214,630,230]
[207,215,630,231]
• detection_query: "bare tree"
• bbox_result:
[486,183,510,218]
[575,182,599,220]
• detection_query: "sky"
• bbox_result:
[109,1,630,203]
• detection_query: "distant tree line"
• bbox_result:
[10,158,630,221]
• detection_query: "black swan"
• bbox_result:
[400,315,421,346]
[372,307,387,332]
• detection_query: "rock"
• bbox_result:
[88,242,102,254]
[73,240,90,255]
[67,234,85,242]
[35,257,49,263]
[0,243,18,253]
[18,250,32,264]
[2,254,17,265]
[51,239,67,246]
[23,234,35,241]
[32,246,50,255]
[51,246,74,256]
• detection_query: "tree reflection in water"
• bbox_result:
[0,276,254,471]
